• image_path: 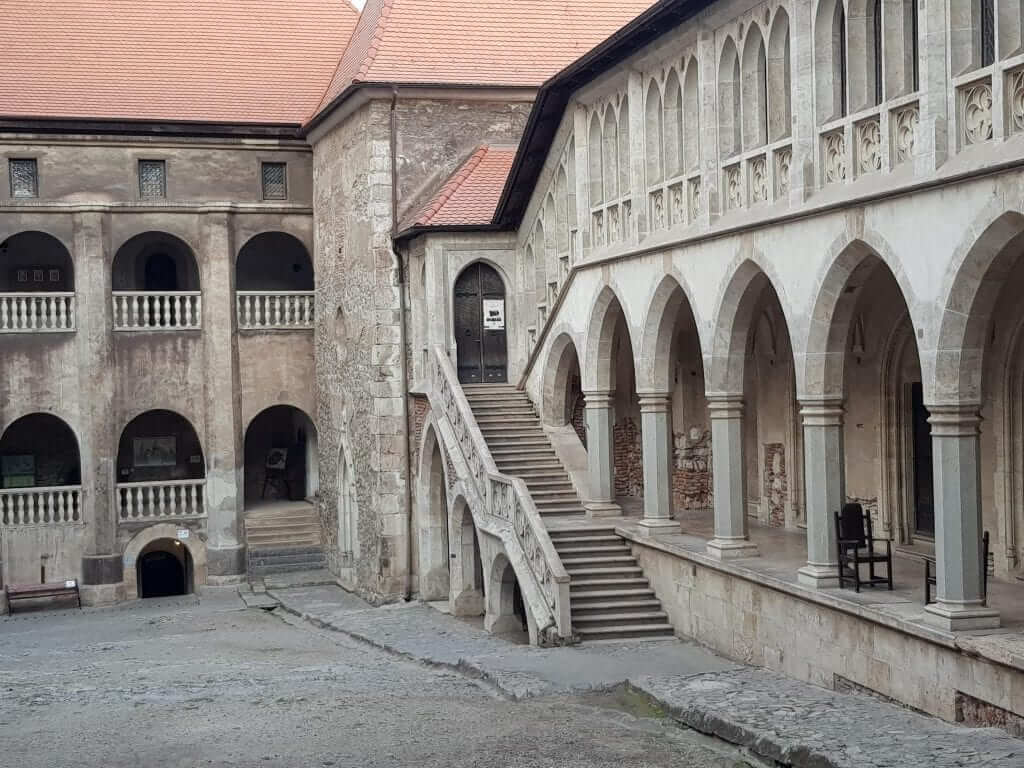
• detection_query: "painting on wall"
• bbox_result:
[1,454,35,488]
[133,436,176,468]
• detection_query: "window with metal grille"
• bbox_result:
[9,158,38,198]
[261,162,287,200]
[139,160,166,199]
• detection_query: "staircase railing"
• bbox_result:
[429,345,572,644]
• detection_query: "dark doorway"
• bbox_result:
[138,547,187,598]
[454,262,507,384]
[144,252,179,292]
[910,382,934,538]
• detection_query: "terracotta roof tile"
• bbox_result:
[0,0,361,125]
[315,0,656,115]
[406,145,517,230]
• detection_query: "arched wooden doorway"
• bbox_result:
[454,262,507,384]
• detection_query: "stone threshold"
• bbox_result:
[615,522,1024,674]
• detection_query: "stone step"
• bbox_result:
[490,446,557,458]
[521,479,576,490]
[573,611,669,627]
[549,528,617,540]
[551,534,623,546]
[249,552,327,569]
[475,416,540,426]
[568,576,651,592]
[465,391,527,401]
[478,429,548,440]
[495,457,564,469]
[248,545,325,557]
[245,522,320,536]
[564,565,644,580]
[536,506,588,517]
[249,559,327,576]
[487,436,552,447]
[513,471,572,482]
[561,555,638,568]
[470,403,535,413]
[555,543,632,556]
[246,536,321,549]
[570,592,660,608]
[576,624,675,641]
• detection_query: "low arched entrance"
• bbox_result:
[454,262,507,384]
[137,538,193,598]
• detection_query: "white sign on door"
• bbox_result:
[177,528,190,540]
[482,299,505,330]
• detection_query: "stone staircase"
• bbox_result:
[462,383,674,642]
[244,502,327,580]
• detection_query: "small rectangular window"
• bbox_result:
[9,158,38,198]
[139,159,166,199]
[261,162,287,200]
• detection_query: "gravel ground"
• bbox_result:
[0,590,753,768]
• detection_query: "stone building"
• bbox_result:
[4,0,1024,730]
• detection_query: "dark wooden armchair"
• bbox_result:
[925,531,989,607]
[835,503,893,592]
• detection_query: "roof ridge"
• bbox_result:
[355,0,396,82]
[310,0,371,117]
[415,145,489,226]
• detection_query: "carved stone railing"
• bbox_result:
[0,292,75,332]
[116,479,206,522]
[113,291,202,331]
[236,291,314,330]
[0,486,83,526]
[429,345,572,643]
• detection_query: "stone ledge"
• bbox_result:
[615,522,1024,673]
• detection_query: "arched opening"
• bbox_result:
[137,538,193,598]
[543,334,585,446]
[683,58,701,171]
[617,98,631,198]
[742,25,769,149]
[453,262,508,384]
[0,232,75,331]
[815,0,849,122]
[116,410,205,520]
[111,232,200,329]
[484,554,529,644]
[236,232,314,329]
[416,426,451,601]
[610,306,643,511]
[664,70,684,179]
[589,113,604,206]
[602,108,619,201]
[768,10,792,141]
[718,37,742,158]
[451,499,484,616]
[645,79,665,187]
[243,405,318,509]
[0,413,82,528]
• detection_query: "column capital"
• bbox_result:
[927,403,982,437]
[707,393,743,420]
[799,398,845,426]
[637,392,672,413]
[583,390,614,408]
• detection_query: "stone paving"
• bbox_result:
[271,585,1024,768]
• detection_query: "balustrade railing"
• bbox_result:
[117,479,206,521]
[236,291,314,330]
[0,292,75,332]
[0,486,82,526]
[429,346,572,642]
[113,291,201,331]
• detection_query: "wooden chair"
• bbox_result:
[835,503,893,592]
[925,530,989,607]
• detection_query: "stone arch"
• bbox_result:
[589,112,604,205]
[847,0,882,109]
[541,331,584,430]
[815,0,848,122]
[683,57,701,170]
[450,496,484,616]
[0,412,82,488]
[112,231,200,292]
[122,523,208,600]
[637,273,705,393]
[236,231,314,291]
[617,97,631,196]
[602,107,619,200]
[0,231,75,293]
[768,8,792,141]
[802,235,918,400]
[555,165,570,255]
[582,284,636,392]
[718,36,742,157]
[116,409,205,484]
[645,78,665,186]
[933,210,1024,403]
[242,404,318,508]
[416,421,451,601]
[741,23,769,149]
[484,552,528,641]
[664,68,684,178]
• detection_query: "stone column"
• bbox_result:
[583,391,619,517]
[637,393,677,533]
[75,210,122,604]
[706,395,758,558]
[924,405,1000,630]
[797,399,844,588]
[200,211,246,584]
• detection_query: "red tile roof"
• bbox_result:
[404,145,517,231]
[315,0,657,115]
[0,0,361,125]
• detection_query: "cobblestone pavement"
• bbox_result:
[0,588,754,768]
[272,586,1024,768]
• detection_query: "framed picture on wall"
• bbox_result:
[1,454,35,489]
[133,436,176,468]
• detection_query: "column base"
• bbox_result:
[207,544,246,579]
[585,501,623,518]
[80,582,126,606]
[924,601,1001,631]
[636,518,679,536]
[706,538,759,559]
[797,563,840,589]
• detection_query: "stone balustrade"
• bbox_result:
[236,291,314,330]
[0,486,83,526]
[116,479,206,521]
[112,291,202,331]
[0,292,75,332]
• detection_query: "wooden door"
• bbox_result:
[454,263,507,384]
